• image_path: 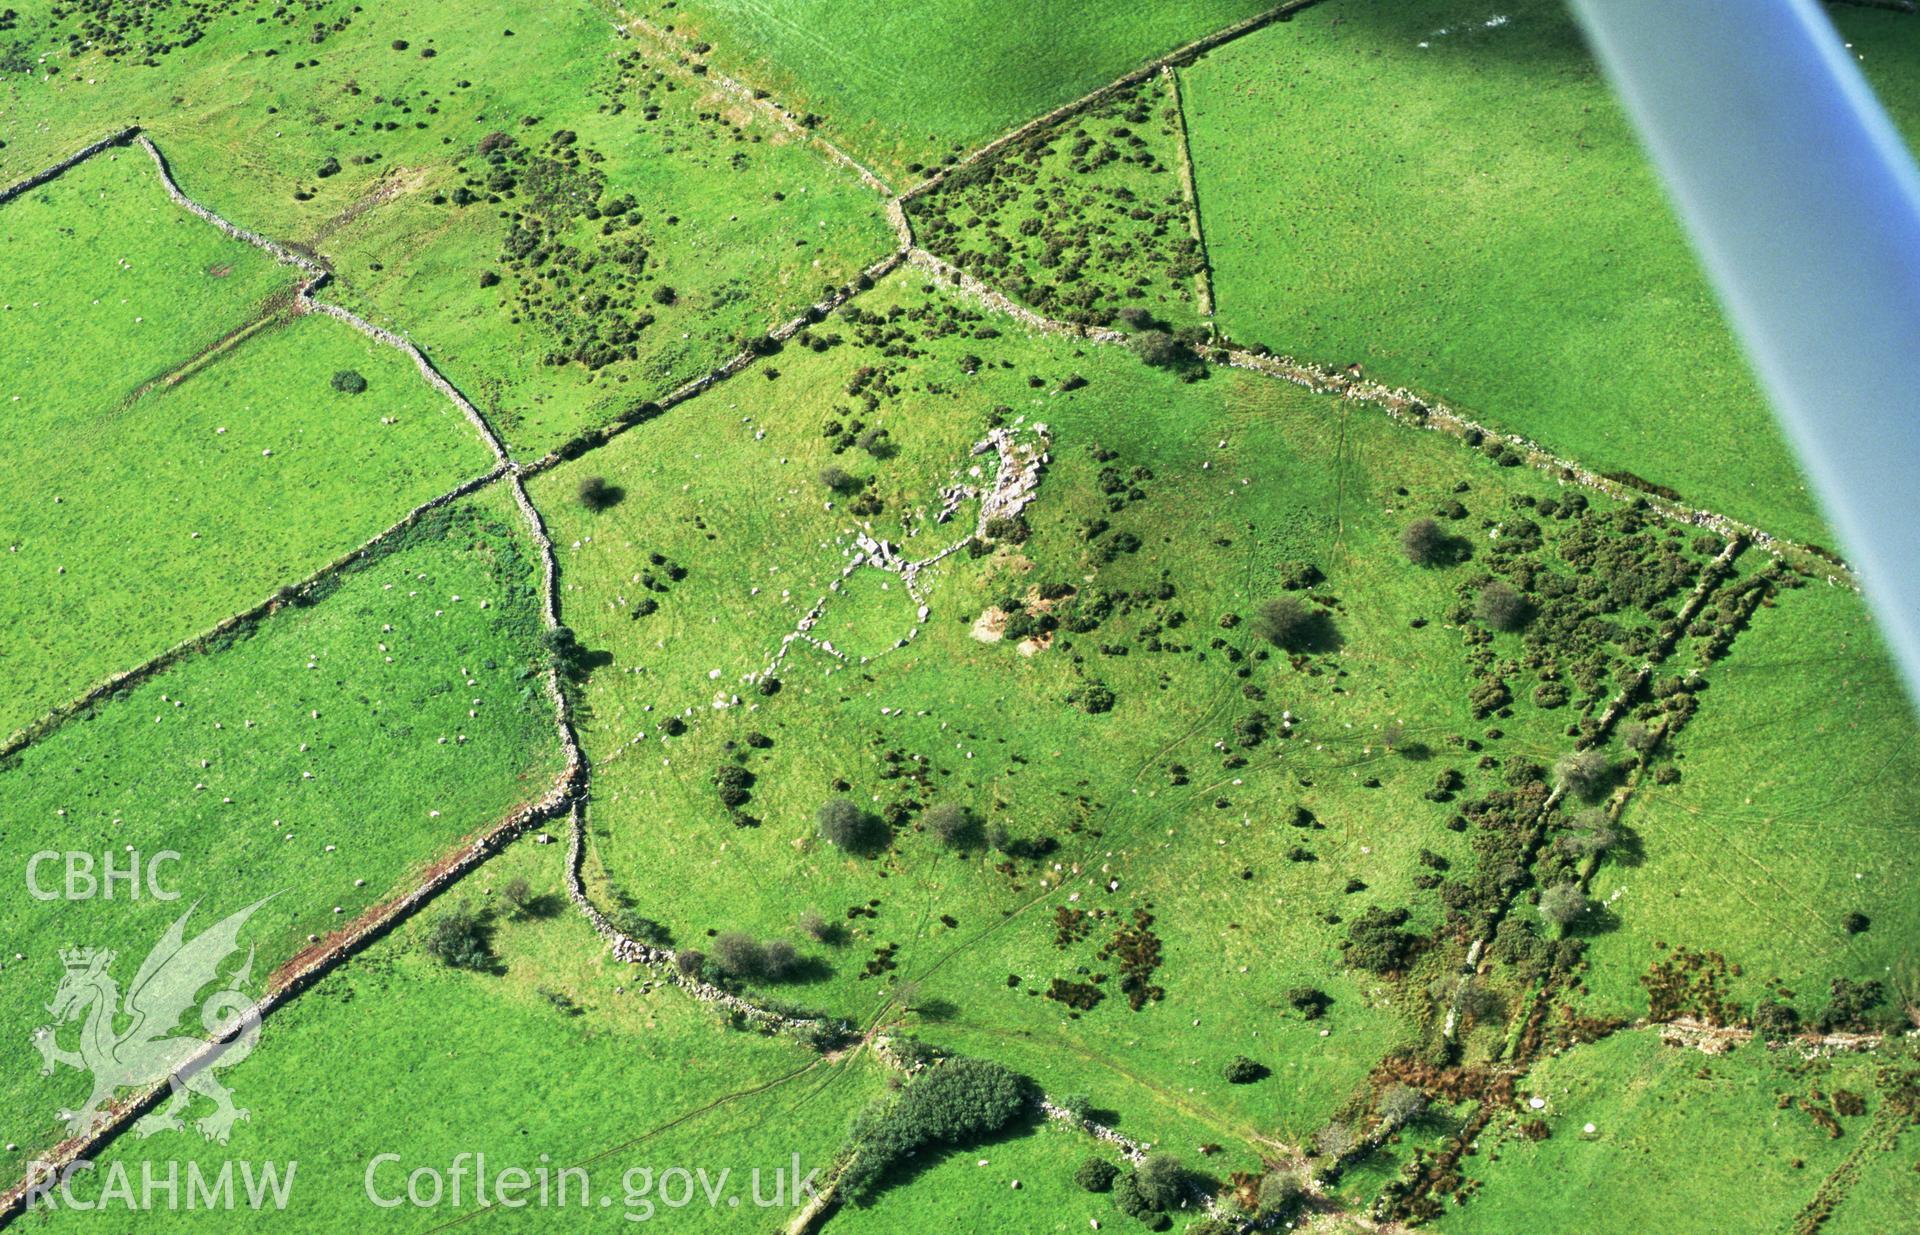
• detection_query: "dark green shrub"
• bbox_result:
[923,802,981,849]
[424,902,493,970]
[1074,1157,1117,1193]
[1816,978,1886,1032]
[330,369,368,394]
[1752,998,1800,1042]
[1132,1152,1189,1211]
[577,474,623,511]
[841,1057,1031,1202]
[1286,986,1330,1019]
[818,796,886,854]
[1343,906,1420,974]
[1222,1055,1266,1084]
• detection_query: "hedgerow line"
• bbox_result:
[0,465,506,764]
[1160,64,1218,323]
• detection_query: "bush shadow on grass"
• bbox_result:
[512,891,568,921]
[1289,609,1344,656]
[1562,900,1623,939]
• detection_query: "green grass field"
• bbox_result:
[1439,1031,1918,1235]
[1574,576,1920,1021]
[25,836,888,1232]
[631,0,1274,181]
[5,2,1918,1230]
[826,1117,1114,1235]
[1180,0,1860,547]
[1,0,894,459]
[527,270,1771,1190]
[0,148,498,737]
[0,489,564,1168]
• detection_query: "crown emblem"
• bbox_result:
[59,947,107,970]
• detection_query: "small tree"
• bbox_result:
[1475,581,1530,631]
[818,796,885,854]
[1129,329,1187,369]
[1752,998,1800,1043]
[1401,517,1450,565]
[759,937,799,980]
[1554,811,1621,860]
[1554,749,1612,801]
[542,625,589,678]
[1133,1152,1188,1211]
[819,465,860,493]
[424,902,492,970]
[577,474,622,511]
[1378,1083,1428,1130]
[1313,1121,1356,1161]
[330,369,367,394]
[500,876,533,918]
[711,931,767,978]
[1255,1169,1303,1217]
[798,909,832,941]
[923,802,980,849]
[1250,596,1320,651]
[1538,882,1588,928]
[1074,1157,1118,1193]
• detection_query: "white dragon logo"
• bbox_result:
[32,897,273,1143]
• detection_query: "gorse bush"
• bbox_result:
[818,796,886,854]
[1475,581,1531,631]
[923,802,981,849]
[1074,1157,1118,1193]
[1250,595,1330,652]
[424,901,492,970]
[330,369,368,394]
[840,1057,1031,1202]
[1222,1054,1266,1084]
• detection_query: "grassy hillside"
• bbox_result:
[524,269,1802,1186]
[1440,1032,1919,1235]
[631,0,1275,181]
[0,150,496,736]
[1182,0,1836,544]
[0,490,564,1167]
[29,838,888,1231]
[1,0,893,458]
